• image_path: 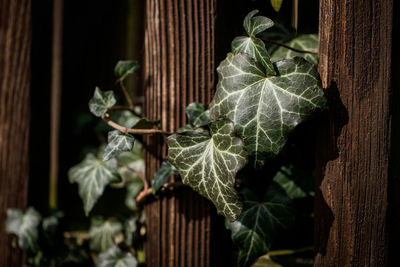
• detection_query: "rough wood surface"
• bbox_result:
[315,0,393,265]
[0,0,31,265]
[142,0,231,266]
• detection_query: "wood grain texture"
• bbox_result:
[315,0,393,265]
[143,0,229,266]
[0,0,31,265]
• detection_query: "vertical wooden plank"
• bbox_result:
[143,0,219,266]
[315,0,393,265]
[0,0,31,265]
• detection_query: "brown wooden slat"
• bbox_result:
[315,0,393,265]
[0,0,31,265]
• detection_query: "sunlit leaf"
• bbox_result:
[229,182,294,267]
[5,207,41,254]
[152,159,179,195]
[271,34,319,65]
[89,217,123,252]
[271,0,283,12]
[89,87,116,117]
[69,154,119,215]
[114,60,140,81]
[168,120,247,221]
[210,53,326,168]
[103,130,135,161]
[97,245,137,267]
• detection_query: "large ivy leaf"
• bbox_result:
[5,207,41,254]
[229,182,294,267]
[210,53,326,168]
[89,87,116,117]
[232,10,276,76]
[114,60,140,81]
[271,34,319,65]
[69,154,119,215]
[273,165,314,199]
[152,159,179,195]
[103,130,135,161]
[89,217,123,252]
[168,120,247,221]
[186,102,211,127]
[97,245,137,267]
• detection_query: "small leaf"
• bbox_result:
[89,217,123,252]
[168,120,247,221]
[132,118,160,129]
[114,60,140,81]
[271,0,283,12]
[243,10,274,37]
[229,182,294,267]
[271,34,319,65]
[104,130,135,161]
[124,217,137,246]
[273,165,314,199]
[210,53,326,168]
[186,102,212,127]
[89,87,116,117]
[69,154,119,215]
[125,179,144,211]
[232,10,276,75]
[152,159,179,195]
[97,245,138,267]
[5,207,41,254]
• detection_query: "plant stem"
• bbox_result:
[101,113,171,135]
[119,80,134,110]
[261,38,319,54]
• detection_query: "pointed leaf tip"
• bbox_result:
[89,87,116,117]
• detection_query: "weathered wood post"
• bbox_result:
[0,0,31,265]
[142,0,230,266]
[315,1,395,265]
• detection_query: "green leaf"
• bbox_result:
[186,102,212,127]
[168,120,247,221]
[271,0,283,12]
[114,60,140,81]
[89,217,123,252]
[210,53,326,168]
[69,154,119,215]
[152,159,179,195]
[104,130,135,161]
[125,179,144,211]
[5,207,41,254]
[232,11,276,76]
[132,118,160,129]
[89,87,116,117]
[124,217,137,246]
[229,182,294,267]
[271,34,319,65]
[177,124,209,134]
[97,245,137,267]
[273,165,314,199]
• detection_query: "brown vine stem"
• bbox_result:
[136,181,185,205]
[119,79,135,110]
[260,38,319,54]
[101,113,172,135]
[117,162,148,192]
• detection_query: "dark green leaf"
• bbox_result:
[89,217,123,252]
[186,102,212,127]
[97,245,137,267]
[69,154,119,215]
[152,159,179,195]
[177,124,209,134]
[88,87,116,117]
[114,60,140,81]
[124,217,137,246]
[273,165,314,199]
[232,11,276,75]
[168,120,247,221]
[210,54,326,168]
[271,34,319,65]
[229,182,294,267]
[5,207,41,254]
[104,130,135,161]
[125,179,144,211]
[132,118,160,129]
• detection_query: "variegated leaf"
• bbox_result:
[89,217,123,252]
[89,87,116,117]
[186,102,211,127]
[167,120,247,221]
[114,60,140,81]
[97,245,137,267]
[103,130,135,161]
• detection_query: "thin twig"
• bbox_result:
[136,181,185,205]
[261,38,319,54]
[119,80,135,110]
[101,113,172,135]
[118,162,148,191]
